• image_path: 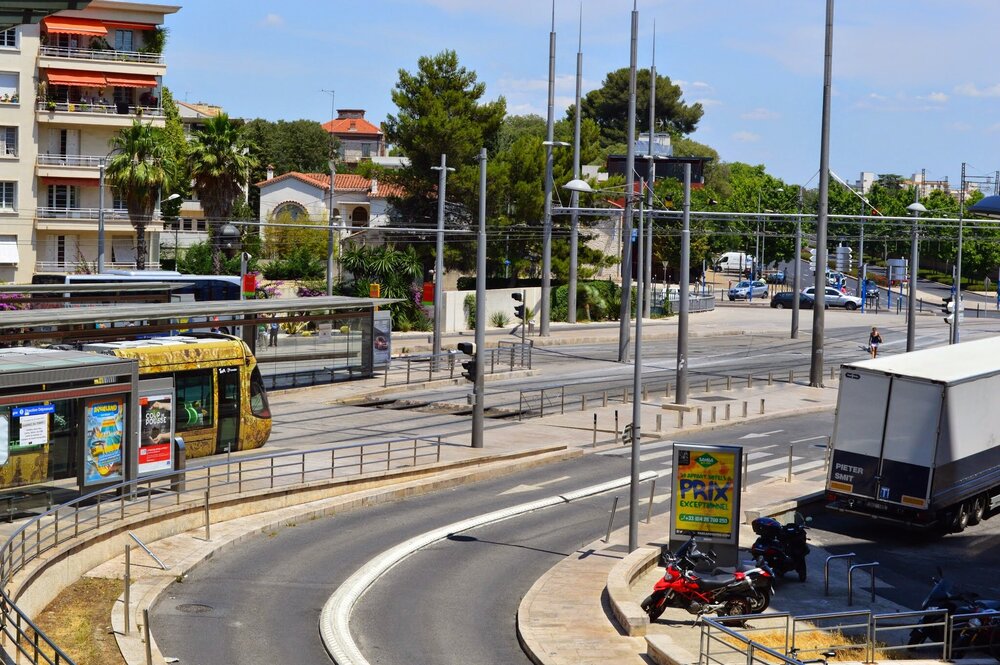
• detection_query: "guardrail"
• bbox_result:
[381,343,532,387]
[0,435,441,664]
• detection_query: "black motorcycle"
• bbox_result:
[749,514,810,582]
[908,569,1000,658]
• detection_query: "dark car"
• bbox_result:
[770,291,821,309]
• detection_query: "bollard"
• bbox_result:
[581,394,587,411]
[742,401,748,418]
[786,445,794,482]
[742,452,749,493]
[725,404,731,420]
[696,408,703,425]
[593,414,598,447]
[677,411,684,428]
[726,376,732,391]
[665,382,670,397]
[615,410,619,443]
[711,406,717,423]
[656,414,663,432]
[788,369,794,384]
[646,479,657,524]
[124,545,131,635]
[768,371,773,386]
[144,608,152,665]
[642,386,648,401]
[603,391,608,407]
[705,377,711,393]
[623,387,628,403]
[830,365,835,381]
[747,374,753,389]
[204,490,211,541]
[604,496,619,543]
[760,398,765,415]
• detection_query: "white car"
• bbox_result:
[802,286,862,310]
[728,280,768,301]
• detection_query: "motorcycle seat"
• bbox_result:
[692,572,740,590]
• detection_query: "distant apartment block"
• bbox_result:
[0,0,180,282]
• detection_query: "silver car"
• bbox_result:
[728,280,768,301]
[802,286,862,310]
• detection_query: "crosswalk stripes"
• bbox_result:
[599,440,826,478]
[763,458,826,477]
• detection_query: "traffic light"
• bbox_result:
[809,248,817,273]
[457,342,477,382]
[512,292,525,320]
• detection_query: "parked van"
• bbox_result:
[714,251,755,274]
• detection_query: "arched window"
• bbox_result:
[273,201,306,221]
[351,207,369,226]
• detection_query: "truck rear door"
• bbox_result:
[829,369,891,499]
[877,378,939,508]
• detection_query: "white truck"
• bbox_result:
[825,337,1000,533]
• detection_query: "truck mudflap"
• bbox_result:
[825,494,940,529]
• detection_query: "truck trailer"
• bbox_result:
[825,337,1000,533]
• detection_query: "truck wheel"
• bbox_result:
[969,495,986,526]
[952,503,970,533]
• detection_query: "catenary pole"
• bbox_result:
[618,0,639,362]
[568,4,583,324]
[473,148,487,449]
[792,186,803,338]
[540,1,556,336]
[629,178,645,552]
[431,154,453,359]
[676,164,691,404]
[643,28,656,320]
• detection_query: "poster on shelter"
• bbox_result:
[138,393,173,476]
[373,310,392,367]
[671,444,741,541]
[84,397,125,486]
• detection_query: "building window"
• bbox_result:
[361,143,372,158]
[273,202,306,221]
[0,28,16,49]
[175,370,214,431]
[112,190,126,210]
[114,30,134,52]
[0,127,15,156]
[0,182,14,211]
[113,86,131,105]
[0,72,17,101]
[47,185,79,209]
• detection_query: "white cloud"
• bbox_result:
[741,107,780,121]
[261,13,284,27]
[954,82,1000,97]
[733,130,760,143]
[948,121,972,132]
[694,98,722,108]
[926,91,948,103]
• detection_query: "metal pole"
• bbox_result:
[629,179,645,553]
[954,161,966,344]
[326,157,336,295]
[791,186,802,338]
[643,39,656,321]
[472,148,488,449]
[618,0,639,362]
[568,7,583,325]
[98,159,106,272]
[432,154,451,357]
[907,206,919,352]
[540,1,556,336]
[676,164,691,404]
[810,0,834,387]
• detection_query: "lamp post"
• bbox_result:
[98,158,106,272]
[327,158,337,296]
[905,201,926,352]
[159,193,181,269]
[541,140,569,336]
[431,154,455,359]
[628,177,646,552]
[568,7,584,325]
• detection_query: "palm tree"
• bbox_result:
[187,114,255,272]
[105,120,174,270]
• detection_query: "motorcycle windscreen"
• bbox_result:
[877,378,939,508]
[828,369,891,498]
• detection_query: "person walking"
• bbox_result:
[268,320,279,348]
[868,326,883,358]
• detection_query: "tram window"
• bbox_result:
[176,370,214,431]
[249,367,270,418]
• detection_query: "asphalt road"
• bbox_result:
[151,413,832,665]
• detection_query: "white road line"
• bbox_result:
[747,456,802,473]
[763,459,826,477]
[790,435,827,444]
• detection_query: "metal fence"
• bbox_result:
[0,436,442,665]
[381,343,532,387]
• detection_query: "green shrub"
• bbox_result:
[262,246,325,280]
[489,311,510,327]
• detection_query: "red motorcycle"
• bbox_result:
[641,537,774,621]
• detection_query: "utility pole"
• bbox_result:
[323,89,337,295]
[954,162,966,344]
[472,148,488,449]
[618,0,639,362]
[643,28,656,321]
[540,0,556,336]
[628,178,646,553]
[431,154,454,359]
[675,164,691,405]
[98,158,106,273]
[791,186,802,338]
[568,5,583,325]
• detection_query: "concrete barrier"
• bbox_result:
[606,546,659,636]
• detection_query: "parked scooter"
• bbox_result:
[640,537,774,622]
[750,514,810,582]
[908,569,1000,658]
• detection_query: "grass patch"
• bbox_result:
[724,626,898,662]
[32,577,125,665]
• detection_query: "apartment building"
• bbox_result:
[0,1,179,283]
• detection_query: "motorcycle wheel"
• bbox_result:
[796,561,808,583]
[748,588,771,613]
[907,629,925,648]
[641,594,667,622]
[718,598,751,627]
[988,627,1000,660]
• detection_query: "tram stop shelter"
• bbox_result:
[0,347,139,510]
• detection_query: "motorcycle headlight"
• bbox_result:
[968,618,982,628]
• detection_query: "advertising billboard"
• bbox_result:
[138,392,174,476]
[670,443,742,547]
[84,396,125,486]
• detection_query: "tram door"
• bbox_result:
[216,366,240,454]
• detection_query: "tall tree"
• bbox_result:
[579,68,703,147]
[188,114,256,272]
[243,119,336,214]
[105,120,175,270]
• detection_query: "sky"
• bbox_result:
[163,0,1000,191]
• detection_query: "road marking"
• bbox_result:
[747,456,802,472]
[790,435,827,444]
[499,476,572,495]
[739,430,784,439]
[763,459,827,477]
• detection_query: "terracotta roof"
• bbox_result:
[255,172,405,198]
[322,117,383,137]
[176,101,223,118]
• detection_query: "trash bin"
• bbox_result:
[172,436,186,493]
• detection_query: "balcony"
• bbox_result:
[35,207,164,233]
[36,99,165,127]
[37,153,104,179]
[35,260,161,273]
[39,45,164,66]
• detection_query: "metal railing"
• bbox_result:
[0,435,442,664]
[37,154,104,168]
[36,100,165,118]
[381,344,532,387]
[39,44,164,64]
[36,207,130,221]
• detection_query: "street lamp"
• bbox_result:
[905,201,926,352]
[431,154,455,360]
[327,157,337,296]
[161,193,181,267]
[757,187,783,276]
[218,222,240,259]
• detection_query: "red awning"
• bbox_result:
[45,69,107,87]
[105,74,157,89]
[41,16,107,37]
[40,177,101,187]
[102,21,156,31]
